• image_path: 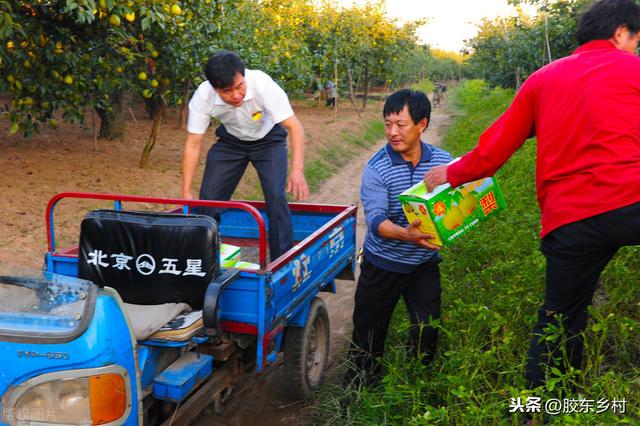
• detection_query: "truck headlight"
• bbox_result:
[3,366,131,425]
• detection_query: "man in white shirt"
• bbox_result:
[182,51,309,260]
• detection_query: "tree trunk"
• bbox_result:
[345,60,362,117]
[145,96,164,120]
[346,62,355,103]
[177,79,191,129]
[361,61,370,112]
[544,14,553,64]
[95,91,125,140]
[333,60,338,121]
[140,98,166,168]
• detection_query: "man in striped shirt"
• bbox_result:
[345,89,453,385]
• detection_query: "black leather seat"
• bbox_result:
[78,210,220,310]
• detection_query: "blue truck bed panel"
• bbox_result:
[43,194,357,372]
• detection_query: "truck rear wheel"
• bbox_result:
[282,297,330,400]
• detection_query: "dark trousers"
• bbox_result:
[526,201,640,388]
[344,257,442,385]
[198,124,293,260]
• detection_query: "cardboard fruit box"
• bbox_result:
[220,243,241,268]
[399,175,506,247]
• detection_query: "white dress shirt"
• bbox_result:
[187,69,294,141]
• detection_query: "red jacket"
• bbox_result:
[448,40,640,238]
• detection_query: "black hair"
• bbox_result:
[577,0,640,44]
[383,89,431,126]
[204,50,245,89]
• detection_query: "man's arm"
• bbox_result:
[425,77,537,190]
[361,165,440,250]
[281,115,310,201]
[182,132,205,199]
[378,219,441,250]
[423,164,449,193]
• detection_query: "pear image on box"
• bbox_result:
[399,173,506,247]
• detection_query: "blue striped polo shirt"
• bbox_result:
[361,141,453,273]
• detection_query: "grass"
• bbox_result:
[316,80,640,425]
[411,80,435,94]
[305,119,384,192]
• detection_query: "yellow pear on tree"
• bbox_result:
[109,14,121,27]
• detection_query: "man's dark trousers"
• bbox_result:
[526,201,640,388]
[345,257,441,385]
[199,124,293,260]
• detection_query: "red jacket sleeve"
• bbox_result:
[447,78,537,187]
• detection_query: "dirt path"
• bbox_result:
[202,102,453,425]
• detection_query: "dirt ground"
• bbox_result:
[0,95,451,425]
[0,99,381,269]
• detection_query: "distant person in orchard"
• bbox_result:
[433,82,447,106]
[424,0,640,390]
[182,50,309,260]
[325,79,336,107]
[344,89,453,386]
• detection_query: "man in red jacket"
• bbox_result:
[425,0,640,389]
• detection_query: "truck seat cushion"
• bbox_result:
[78,210,220,309]
[148,308,204,341]
[123,302,190,340]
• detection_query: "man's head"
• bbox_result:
[205,51,246,107]
[577,0,640,52]
[383,89,430,157]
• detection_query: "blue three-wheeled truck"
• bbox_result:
[0,192,357,425]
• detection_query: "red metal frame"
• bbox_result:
[46,192,269,268]
[46,193,357,273]
[267,204,358,272]
[262,323,284,366]
[239,200,350,214]
[220,321,259,335]
[219,321,282,368]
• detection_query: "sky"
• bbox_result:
[336,0,536,53]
